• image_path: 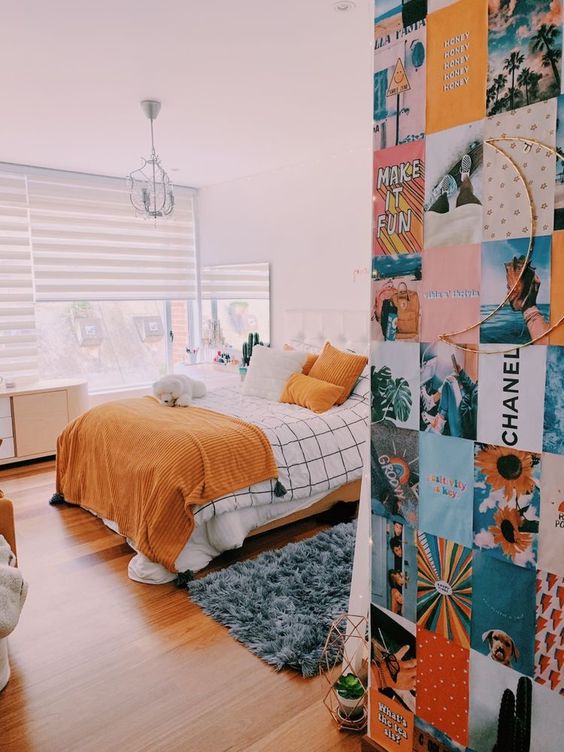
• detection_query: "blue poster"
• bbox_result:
[544,345,564,455]
[470,552,536,677]
[418,432,474,547]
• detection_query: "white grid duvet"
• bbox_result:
[192,373,370,524]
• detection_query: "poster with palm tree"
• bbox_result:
[487,0,562,116]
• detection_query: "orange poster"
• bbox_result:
[550,230,564,345]
[426,0,488,134]
[369,689,414,752]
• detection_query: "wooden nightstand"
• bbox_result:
[0,379,88,465]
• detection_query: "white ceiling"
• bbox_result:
[1,0,372,187]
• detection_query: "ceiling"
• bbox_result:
[0,0,372,187]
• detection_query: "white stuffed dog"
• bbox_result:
[152,374,207,407]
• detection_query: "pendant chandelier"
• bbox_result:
[127,99,174,219]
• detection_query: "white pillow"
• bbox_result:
[242,346,307,401]
[350,365,370,399]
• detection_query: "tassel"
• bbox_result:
[273,480,287,498]
[174,569,194,588]
[49,492,66,505]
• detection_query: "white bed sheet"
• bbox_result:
[125,489,332,584]
[100,373,370,583]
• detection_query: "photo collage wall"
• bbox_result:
[369,2,564,751]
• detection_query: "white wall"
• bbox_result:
[197,148,373,347]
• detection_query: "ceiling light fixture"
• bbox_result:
[127,100,174,220]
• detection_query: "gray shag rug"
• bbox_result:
[187,521,356,677]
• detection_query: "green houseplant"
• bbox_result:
[241,331,263,366]
[334,672,366,719]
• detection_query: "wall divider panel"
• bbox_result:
[368,1,564,750]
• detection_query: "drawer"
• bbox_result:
[0,396,11,418]
[0,437,15,460]
[0,416,13,438]
[12,390,69,457]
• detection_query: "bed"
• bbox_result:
[54,309,369,584]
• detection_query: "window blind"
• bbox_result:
[201,262,269,300]
[0,162,198,381]
[0,171,38,378]
[25,167,197,301]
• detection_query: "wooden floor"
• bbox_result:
[0,462,361,752]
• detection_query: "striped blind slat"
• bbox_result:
[201,263,270,300]
[22,166,197,302]
[0,173,38,378]
[0,162,198,379]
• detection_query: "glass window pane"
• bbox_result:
[201,298,270,361]
[36,300,168,391]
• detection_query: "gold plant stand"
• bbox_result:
[320,613,369,733]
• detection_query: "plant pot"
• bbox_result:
[336,692,366,719]
[336,703,367,733]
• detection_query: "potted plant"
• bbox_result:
[334,672,366,720]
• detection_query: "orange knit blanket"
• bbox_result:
[55,397,279,571]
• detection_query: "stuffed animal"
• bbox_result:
[152,374,207,407]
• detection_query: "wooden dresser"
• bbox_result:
[0,379,88,465]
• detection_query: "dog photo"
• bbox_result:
[470,551,536,676]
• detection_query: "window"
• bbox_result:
[200,263,270,358]
[0,163,197,390]
[36,300,169,391]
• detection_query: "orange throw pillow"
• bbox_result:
[308,342,368,405]
[280,373,345,413]
[302,353,318,375]
[283,344,318,375]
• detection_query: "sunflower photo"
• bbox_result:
[487,0,562,116]
[473,443,541,568]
